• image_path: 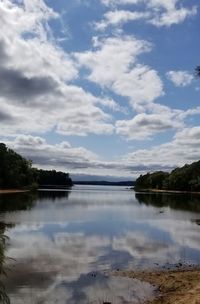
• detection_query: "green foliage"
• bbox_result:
[0,143,73,189]
[135,161,200,192]
[36,169,73,186]
[0,143,34,188]
[168,161,200,191]
[135,171,169,190]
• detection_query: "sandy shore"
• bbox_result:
[113,268,200,304]
[0,189,30,194]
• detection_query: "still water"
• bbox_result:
[1,185,200,303]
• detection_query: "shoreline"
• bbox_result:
[0,189,30,195]
[135,188,200,195]
[113,267,200,304]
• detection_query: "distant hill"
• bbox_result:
[71,174,133,182]
[74,180,134,186]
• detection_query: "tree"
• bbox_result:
[37,169,73,186]
[0,144,34,188]
[195,66,200,77]
[0,143,73,188]
[134,160,200,192]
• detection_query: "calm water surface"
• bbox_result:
[1,185,200,303]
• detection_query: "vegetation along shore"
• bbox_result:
[134,160,200,193]
[0,143,73,191]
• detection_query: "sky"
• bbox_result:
[0,0,200,180]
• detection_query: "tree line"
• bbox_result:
[0,143,72,189]
[134,160,200,192]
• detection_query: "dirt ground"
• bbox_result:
[113,268,200,304]
[0,189,29,194]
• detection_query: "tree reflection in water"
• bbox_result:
[0,192,37,212]
[0,223,10,304]
[0,190,71,304]
[135,192,200,213]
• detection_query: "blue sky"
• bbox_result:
[0,0,200,179]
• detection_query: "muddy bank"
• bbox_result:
[113,268,200,304]
[0,189,30,195]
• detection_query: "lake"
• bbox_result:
[0,185,200,303]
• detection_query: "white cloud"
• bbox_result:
[112,64,164,108]
[174,126,200,146]
[100,0,197,27]
[124,125,200,169]
[0,0,116,137]
[4,129,200,177]
[75,36,151,86]
[3,135,126,176]
[116,113,183,140]
[56,106,114,136]
[95,10,149,30]
[0,0,199,178]
[75,36,164,111]
[2,134,163,177]
[166,70,194,87]
[148,0,197,27]
[0,0,75,81]
[150,6,197,27]
[101,0,141,5]
[179,106,200,119]
[115,102,200,141]
[5,135,99,170]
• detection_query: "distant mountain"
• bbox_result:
[71,174,133,183]
[74,180,134,186]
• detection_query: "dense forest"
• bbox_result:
[37,169,72,187]
[134,160,200,192]
[0,143,72,189]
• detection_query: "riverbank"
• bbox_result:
[0,189,30,195]
[113,267,200,304]
[135,188,200,195]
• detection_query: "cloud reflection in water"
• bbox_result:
[1,187,200,303]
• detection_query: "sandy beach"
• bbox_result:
[113,268,200,304]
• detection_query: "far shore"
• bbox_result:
[0,189,30,195]
[135,188,200,195]
[113,267,200,304]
